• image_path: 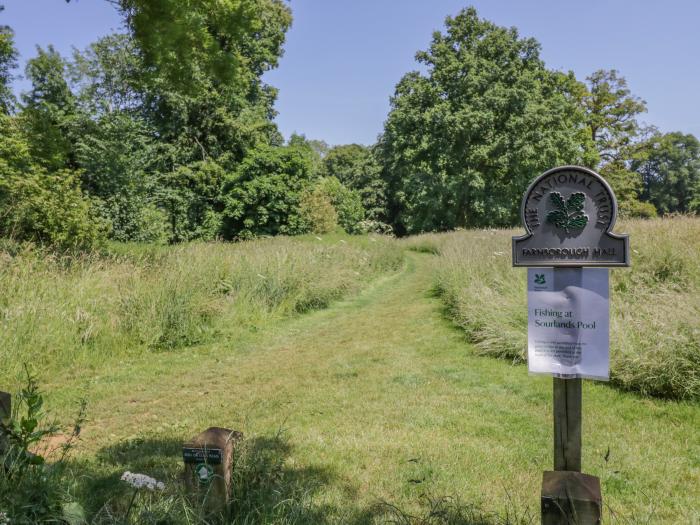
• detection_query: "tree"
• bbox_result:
[220,144,316,239]
[0,6,18,114]
[0,113,107,250]
[113,0,292,92]
[583,70,647,165]
[323,144,388,224]
[299,186,338,234]
[378,8,594,234]
[632,132,700,214]
[314,177,365,234]
[68,27,289,243]
[20,46,78,171]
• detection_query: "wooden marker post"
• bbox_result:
[0,391,10,455]
[512,166,630,525]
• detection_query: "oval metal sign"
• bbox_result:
[512,166,629,267]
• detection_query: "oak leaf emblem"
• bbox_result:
[546,192,588,233]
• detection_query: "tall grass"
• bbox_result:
[408,217,700,400]
[0,235,403,381]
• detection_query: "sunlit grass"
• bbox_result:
[407,216,700,400]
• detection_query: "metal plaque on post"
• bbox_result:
[512,166,629,267]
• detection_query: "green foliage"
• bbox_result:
[20,45,78,171]
[316,177,365,233]
[583,69,647,164]
[0,113,107,251]
[0,368,86,524]
[1,168,109,251]
[157,160,226,242]
[632,131,700,214]
[379,7,595,234]
[323,144,389,225]
[221,145,316,239]
[115,0,292,92]
[299,186,338,234]
[0,6,17,114]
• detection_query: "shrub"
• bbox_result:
[299,186,338,233]
[0,368,86,524]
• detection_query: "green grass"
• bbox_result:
[0,234,403,383]
[412,216,700,400]
[2,229,699,523]
[2,248,696,523]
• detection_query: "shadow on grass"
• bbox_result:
[67,431,387,524]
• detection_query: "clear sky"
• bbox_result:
[3,0,699,146]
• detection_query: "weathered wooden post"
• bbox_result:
[0,391,10,455]
[183,427,243,517]
[513,166,630,525]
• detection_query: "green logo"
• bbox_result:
[546,192,588,233]
[195,463,214,485]
[534,274,546,285]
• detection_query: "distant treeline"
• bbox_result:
[1,3,698,249]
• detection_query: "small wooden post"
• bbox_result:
[553,377,581,472]
[0,391,10,454]
[183,427,243,517]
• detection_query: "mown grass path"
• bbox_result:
[49,253,699,523]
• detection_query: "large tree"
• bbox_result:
[632,132,700,214]
[20,46,78,171]
[378,8,595,234]
[66,0,292,92]
[583,69,647,165]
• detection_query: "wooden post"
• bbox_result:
[0,391,10,455]
[542,378,601,524]
[553,377,581,472]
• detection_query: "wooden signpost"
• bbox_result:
[512,166,630,524]
[183,427,243,517]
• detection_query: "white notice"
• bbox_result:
[527,268,609,380]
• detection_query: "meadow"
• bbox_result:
[405,216,700,400]
[1,219,699,524]
[0,234,403,383]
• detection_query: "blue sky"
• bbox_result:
[3,0,699,145]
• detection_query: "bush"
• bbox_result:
[0,168,109,251]
[316,177,365,233]
[221,145,316,240]
[620,199,657,219]
[299,186,338,233]
[0,368,86,524]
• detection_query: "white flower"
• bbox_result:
[120,471,165,491]
[0,511,9,524]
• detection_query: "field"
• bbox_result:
[407,217,700,400]
[1,220,699,523]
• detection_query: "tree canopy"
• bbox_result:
[378,7,595,234]
[0,4,697,250]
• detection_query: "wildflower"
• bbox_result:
[120,471,165,491]
[0,511,9,524]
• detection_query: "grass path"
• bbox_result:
[48,253,699,523]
